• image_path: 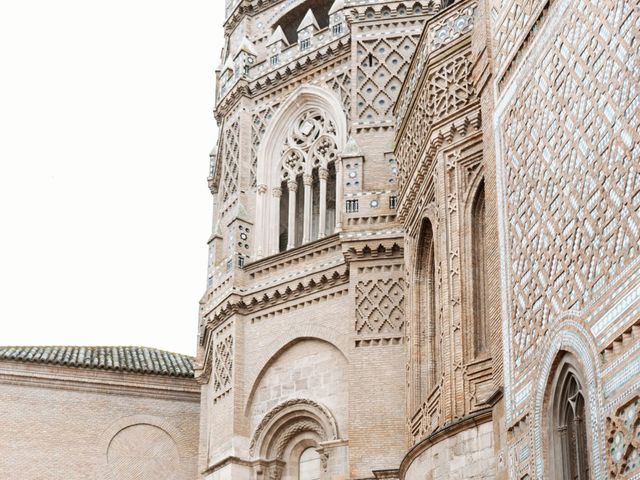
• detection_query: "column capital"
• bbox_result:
[257,183,268,194]
[287,180,298,192]
[272,187,283,198]
[319,167,329,180]
[303,174,314,186]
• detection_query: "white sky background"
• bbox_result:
[0,1,226,355]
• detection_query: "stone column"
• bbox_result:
[287,180,298,249]
[318,167,328,238]
[256,184,267,257]
[302,174,313,243]
[335,161,343,232]
[271,186,282,255]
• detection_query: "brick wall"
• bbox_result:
[0,361,200,480]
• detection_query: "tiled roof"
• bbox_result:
[0,346,194,378]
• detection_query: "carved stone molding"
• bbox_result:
[249,398,339,459]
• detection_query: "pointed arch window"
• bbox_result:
[278,108,338,252]
[255,86,347,258]
[416,218,439,400]
[549,357,591,480]
[471,182,487,356]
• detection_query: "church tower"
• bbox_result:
[196,1,442,478]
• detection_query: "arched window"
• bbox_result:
[278,108,338,252]
[298,447,321,480]
[255,86,347,258]
[549,357,590,479]
[417,218,439,397]
[471,182,487,356]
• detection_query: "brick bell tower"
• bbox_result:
[196,1,446,479]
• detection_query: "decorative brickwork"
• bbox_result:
[355,277,405,337]
[501,0,640,369]
[607,395,640,479]
[492,0,547,76]
[494,0,640,477]
[221,121,240,204]
[356,35,418,124]
[107,424,180,480]
[251,104,278,188]
[393,3,492,452]
[327,72,351,127]
[213,331,233,398]
[396,49,476,197]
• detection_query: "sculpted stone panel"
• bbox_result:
[280,108,338,182]
[107,424,179,480]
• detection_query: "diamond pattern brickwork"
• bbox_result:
[356,35,419,124]
[501,0,640,372]
[213,334,233,395]
[327,72,352,127]
[222,121,240,204]
[355,278,405,336]
[493,0,545,73]
[251,105,278,188]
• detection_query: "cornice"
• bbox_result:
[0,361,200,401]
[203,263,349,326]
[215,39,350,119]
[342,235,404,263]
[246,233,341,272]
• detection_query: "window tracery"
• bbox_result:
[278,108,338,251]
[254,86,346,258]
[548,357,591,480]
[280,109,337,181]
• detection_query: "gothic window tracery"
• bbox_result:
[278,108,338,252]
[548,356,591,480]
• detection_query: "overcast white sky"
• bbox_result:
[0,1,226,355]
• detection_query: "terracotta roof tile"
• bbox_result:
[0,346,194,378]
